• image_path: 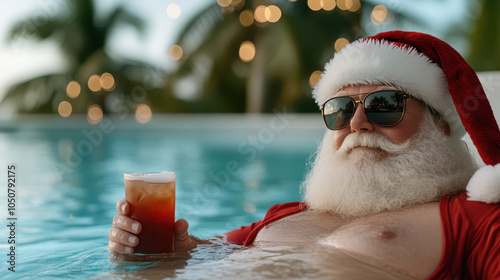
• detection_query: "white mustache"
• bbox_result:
[337,133,409,157]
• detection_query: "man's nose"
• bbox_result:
[349,103,375,133]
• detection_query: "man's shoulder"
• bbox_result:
[440,191,500,225]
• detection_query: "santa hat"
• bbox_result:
[313,30,500,203]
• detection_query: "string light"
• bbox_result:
[87,105,103,125]
[88,75,101,92]
[371,5,389,25]
[100,73,115,91]
[239,41,256,62]
[58,101,72,117]
[334,38,350,52]
[240,10,254,27]
[309,70,323,88]
[66,81,81,98]
[135,104,152,124]
[168,45,183,61]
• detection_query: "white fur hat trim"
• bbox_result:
[313,39,466,137]
[466,164,500,203]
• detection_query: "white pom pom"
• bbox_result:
[466,164,500,203]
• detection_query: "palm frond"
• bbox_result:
[1,74,68,113]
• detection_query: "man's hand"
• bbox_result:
[108,199,199,254]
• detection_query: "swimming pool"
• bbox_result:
[0,113,327,279]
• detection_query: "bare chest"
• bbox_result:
[254,203,443,279]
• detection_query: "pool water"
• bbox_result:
[0,114,326,279]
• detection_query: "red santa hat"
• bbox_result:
[313,30,500,203]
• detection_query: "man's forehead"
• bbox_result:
[334,85,400,97]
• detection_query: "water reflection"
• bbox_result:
[101,241,419,280]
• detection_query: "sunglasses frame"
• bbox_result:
[320,90,417,130]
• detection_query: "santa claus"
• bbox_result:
[109,31,500,279]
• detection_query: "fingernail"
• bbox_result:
[125,246,133,253]
[121,204,126,213]
[131,223,139,232]
[128,236,137,244]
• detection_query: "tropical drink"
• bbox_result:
[124,171,175,254]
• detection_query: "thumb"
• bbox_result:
[174,219,189,240]
[174,219,197,250]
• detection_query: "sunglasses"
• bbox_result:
[320,90,420,130]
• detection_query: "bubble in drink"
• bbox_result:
[124,171,176,254]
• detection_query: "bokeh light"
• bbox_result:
[239,41,256,62]
[240,10,254,27]
[135,104,152,124]
[348,0,361,12]
[168,45,183,61]
[322,0,336,11]
[88,74,101,92]
[100,72,115,91]
[254,5,267,23]
[334,38,350,52]
[217,0,232,8]
[308,0,322,11]
[265,5,282,23]
[166,3,181,19]
[66,81,81,98]
[371,5,388,25]
[87,105,103,125]
[58,101,72,117]
[336,0,348,10]
[309,70,323,88]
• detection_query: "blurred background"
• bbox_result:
[1,0,498,119]
[1,1,500,278]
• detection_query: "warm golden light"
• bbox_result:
[348,0,361,12]
[254,5,267,23]
[135,104,152,124]
[88,74,101,92]
[240,10,254,27]
[239,41,256,62]
[371,5,388,25]
[322,0,336,11]
[100,72,115,91]
[217,0,232,8]
[265,5,281,23]
[308,0,322,11]
[58,101,72,117]
[289,0,297,2]
[336,0,347,10]
[66,81,81,98]
[335,38,350,52]
[168,45,183,61]
[309,70,323,88]
[166,3,181,19]
[87,105,103,125]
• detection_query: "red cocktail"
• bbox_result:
[124,171,175,254]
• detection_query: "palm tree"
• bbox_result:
[2,0,162,114]
[467,0,500,71]
[164,0,363,113]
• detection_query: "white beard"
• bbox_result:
[301,112,478,218]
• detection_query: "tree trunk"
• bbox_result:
[246,30,266,113]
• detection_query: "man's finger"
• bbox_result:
[116,198,129,215]
[109,227,139,247]
[113,214,142,234]
[108,241,134,254]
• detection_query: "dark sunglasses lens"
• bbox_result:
[364,91,405,126]
[323,97,355,130]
